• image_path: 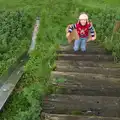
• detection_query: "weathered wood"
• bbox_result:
[56,60,120,68]
[0,63,24,110]
[42,94,120,117]
[58,53,114,62]
[42,41,120,119]
[51,71,120,96]
[41,113,120,120]
[51,71,120,83]
[28,17,40,52]
[55,64,120,78]
[0,51,28,88]
[57,49,108,55]
[54,86,120,97]
[58,44,105,52]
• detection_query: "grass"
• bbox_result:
[0,0,120,9]
[0,0,120,120]
[76,0,120,10]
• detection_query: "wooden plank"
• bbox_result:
[28,17,40,52]
[41,113,120,120]
[51,71,120,82]
[55,64,120,78]
[43,94,120,117]
[56,60,120,68]
[51,71,120,96]
[0,51,28,87]
[57,54,113,62]
[0,63,24,110]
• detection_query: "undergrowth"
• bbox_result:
[0,10,33,76]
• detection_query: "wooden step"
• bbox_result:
[58,44,105,52]
[55,63,120,78]
[57,49,108,54]
[41,113,120,120]
[51,71,120,82]
[51,71,120,96]
[56,60,120,68]
[57,54,113,62]
[42,94,120,117]
[58,44,107,54]
[57,47,110,54]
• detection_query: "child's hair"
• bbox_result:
[80,12,88,16]
[78,12,89,22]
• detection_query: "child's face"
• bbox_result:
[79,19,87,26]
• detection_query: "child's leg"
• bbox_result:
[80,37,87,52]
[73,39,81,51]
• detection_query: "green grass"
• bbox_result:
[0,0,120,8]
[104,0,120,5]
[74,0,120,12]
[0,0,120,120]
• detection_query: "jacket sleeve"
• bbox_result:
[88,22,95,37]
[68,24,76,33]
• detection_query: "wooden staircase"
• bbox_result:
[41,42,120,120]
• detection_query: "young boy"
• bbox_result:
[66,12,96,52]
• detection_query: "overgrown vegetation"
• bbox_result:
[0,10,33,76]
[1,0,120,120]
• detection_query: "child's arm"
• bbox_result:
[68,24,76,33]
[89,23,95,37]
[66,24,78,43]
[66,24,76,38]
[88,22,96,41]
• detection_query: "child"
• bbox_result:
[66,12,96,52]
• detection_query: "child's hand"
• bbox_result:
[91,37,96,41]
[66,32,70,38]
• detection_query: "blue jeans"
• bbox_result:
[73,37,87,52]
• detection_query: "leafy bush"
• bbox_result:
[0,10,33,76]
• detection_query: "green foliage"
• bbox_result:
[0,10,33,76]
[89,9,120,60]
[103,33,120,61]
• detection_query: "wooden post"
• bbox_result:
[29,17,40,53]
